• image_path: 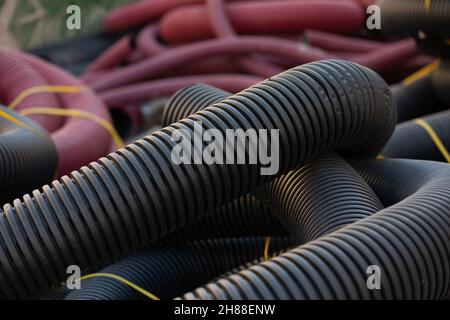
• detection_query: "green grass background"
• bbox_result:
[0,0,134,49]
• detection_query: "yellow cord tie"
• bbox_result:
[414,119,450,163]
[424,0,431,14]
[0,108,49,142]
[80,273,160,300]
[402,59,441,85]
[8,85,85,110]
[264,237,272,262]
[20,107,125,149]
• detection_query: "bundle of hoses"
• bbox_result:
[0,59,404,299]
[81,0,433,110]
[0,106,57,204]
[0,48,113,177]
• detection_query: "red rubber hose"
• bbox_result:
[159,0,365,43]
[21,53,112,176]
[303,29,385,53]
[99,74,261,106]
[91,36,331,92]
[0,50,62,132]
[206,0,283,77]
[104,0,204,33]
[87,35,133,72]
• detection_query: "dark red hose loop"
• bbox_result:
[160,0,365,43]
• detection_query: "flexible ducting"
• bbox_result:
[180,158,450,300]
[0,60,395,299]
[377,0,450,41]
[160,195,287,244]
[65,237,294,300]
[163,84,385,243]
[392,75,447,123]
[431,60,450,107]
[0,106,57,204]
[258,154,384,243]
[382,110,450,162]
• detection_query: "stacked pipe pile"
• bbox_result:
[0,0,449,301]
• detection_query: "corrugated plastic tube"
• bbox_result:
[382,110,450,162]
[162,84,384,242]
[180,159,450,300]
[0,106,58,204]
[65,237,294,300]
[0,60,395,299]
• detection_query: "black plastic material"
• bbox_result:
[0,105,58,204]
[180,159,450,300]
[382,110,450,162]
[65,237,294,300]
[0,60,395,299]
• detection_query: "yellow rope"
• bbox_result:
[414,119,450,163]
[8,85,85,110]
[424,0,431,14]
[0,108,36,132]
[402,59,441,85]
[80,273,160,300]
[20,107,125,149]
[264,237,272,262]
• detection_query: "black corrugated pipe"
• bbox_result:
[391,75,447,123]
[180,158,450,300]
[377,0,450,55]
[431,60,450,106]
[0,60,396,299]
[258,153,384,243]
[0,105,58,204]
[163,84,384,242]
[160,195,287,244]
[382,110,450,162]
[64,237,295,300]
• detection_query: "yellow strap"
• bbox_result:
[80,273,160,300]
[424,0,431,14]
[264,237,272,262]
[0,108,50,142]
[414,119,450,163]
[402,60,441,85]
[376,154,385,160]
[8,85,85,110]
[20,107,125,149]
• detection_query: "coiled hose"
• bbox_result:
[0,106,57,204]
[0,60,395,299]
[0,49,113,176]
[382,110,450,162]
[180,158,450,300]
[163,84,385,243]
[65,237,295,300]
